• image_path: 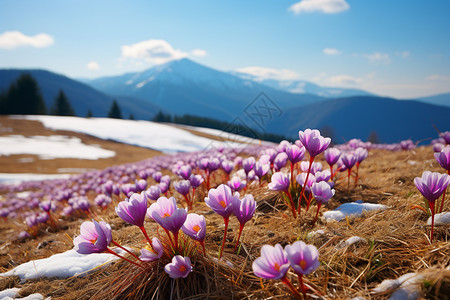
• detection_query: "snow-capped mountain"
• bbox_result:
[231,71,374,98]
[83,58,324,120]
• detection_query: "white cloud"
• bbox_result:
[0,31,54,50]
[289,0,350,14]
[426,74,450,81]
[121,39,188,65]
[363,52,391,64]
[235,66,300,81]
[323,48,341,55]
[86,61,100,70]
[396,51,410,58]
[191,49,207,57]
[328,75,363,86]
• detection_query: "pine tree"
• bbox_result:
[4,74,47,115]
[86,109,93,118]
[50,90,75,116]
[129,113,135,120]
[108,100,122,119]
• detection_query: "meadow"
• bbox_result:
[0,116,449,300]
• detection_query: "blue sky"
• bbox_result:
[0,0,449,98]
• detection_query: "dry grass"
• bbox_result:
[0,119,449,299]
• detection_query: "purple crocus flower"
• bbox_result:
[285,241,320,275]
[298,129,331,158]
[221,160,235,175]
[324,147,341,180]
[414,171,450,203]
[440,131,450,145]
[233,194,257,251]
[234,194,257,225]
[164,255,193,279]
[355,147,368,163]
[414,171,450,242]
[285,144,305,165]
[145,185,162,201]
[435,146,450,172]
[243,157,256,175]
[139,237,164,261]
[252,244,290,280]
[36,212,49,224]
[73,220,112,254]
[273,152,288,171]
[116,191,148,227]
[296,173,316,192]
[174,180,191,196]
[341,153,358,189]
[153,171,162,183]
[189,174,204,189]
[204,184,238,218]
[182,213,206,241]
[159,182,169,194]
[178,165,192,180]
[314,170,331,183]
[300,161,323,175]
[208,157,220,173]
[147,196,187,233]
[228,176,246,192]
[268,172,290,192]
[324,147,341,166]
[39,200,53,212]
[205,184,239,258]
[161,175,171,186]
[135,179,148,192]
[121,183,136,197]
[254,162,270,180]
[94,194,112,209]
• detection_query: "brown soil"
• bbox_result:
[0,117,449,299]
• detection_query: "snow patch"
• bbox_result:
[0,248,126,281]
[0,135,115,159]
[373,272,423,300]
[21,116,253,153]
[335,236,367,249]
[428,212,450,225]
[322,201,387,222]
[0,173,72,185]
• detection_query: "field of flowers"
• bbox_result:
[0,125,449,299]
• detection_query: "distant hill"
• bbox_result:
[0,69,160,119]
[416,93,450,108]
[231,72,375,98]
[266,96,450,144]
[82,58,324,121]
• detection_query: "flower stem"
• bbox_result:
[284,191,297,218]
[105,247,145,269]
[297,273,307,298]
[234,223,245,252]
[111,240,142,262]
[429,201,435,243]
[355,163,360,186]
[183,194,192,210]
[312,202,322,227]
[330,165,334,180]
[439,189,446,213]
[298,156,314,214]
[280,276,302,299]
[219,216,229,259]
[139,226,153,248]
[200,240,207,257]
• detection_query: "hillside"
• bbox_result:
[266,96,450,144]
[0,69,161,119]
[0,117,448,299]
